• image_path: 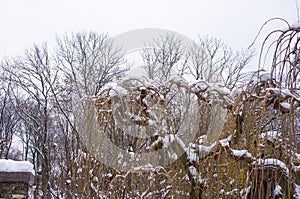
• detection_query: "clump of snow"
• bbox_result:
[231,149,252,159]
[190,80,232,100]
[148,119,156,126]
[188,166,198,177]
[186,144,197,162]
[185,142,216,161]
[101,82,127,96]
[219,135,232,147]
[190,80,209,92]
[253,158,289,175]
[0,159,35,175]
[280,102,291,110]
[295,184,300,199]
[231,149,247,157]
[274,184,282,197]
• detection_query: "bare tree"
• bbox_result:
[186,39,208,80]
[222,49,254,90]
[55,31,127,99]
[2,43,59,199]
[141,33,184,81]
[0,74,19,159]
[186,36,254,89]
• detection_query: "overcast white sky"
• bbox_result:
[0,0,298,67]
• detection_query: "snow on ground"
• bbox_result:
[0,159,35,175]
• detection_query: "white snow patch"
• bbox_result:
[0,159,35,175]
[274,184,282,196]
[295,184,300,199]
[148,119,155,126]
[219,135,232,147]
[231,149,252,158]
[186,144,197,162]
[190,80,209,92]
[253,158,289,175]
[101,82,127,96]
[186,142,216,161]
[77,168,83,173]
[188,166,198,177]
[280,102,291,110]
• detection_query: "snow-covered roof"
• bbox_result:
[0,159,35,175]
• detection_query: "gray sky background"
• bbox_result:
[0,0,298,69]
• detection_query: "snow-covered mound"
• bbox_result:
[0,159,35,175]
